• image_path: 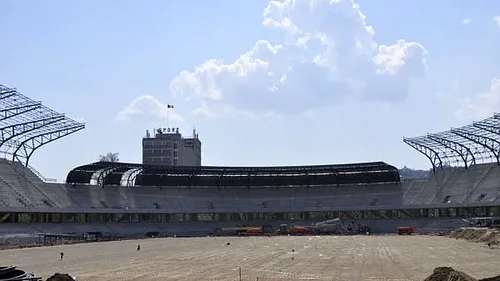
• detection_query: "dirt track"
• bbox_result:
[1,235,499,281]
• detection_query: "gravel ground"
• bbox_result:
[1,235,499,281]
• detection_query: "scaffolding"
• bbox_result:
[404,113,500,171]
[0,84,85,166]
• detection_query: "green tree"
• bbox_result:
[99,152,119,162]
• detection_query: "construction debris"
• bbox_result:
[45,273,77,281]
[424,267,500,281]
[449,228,500,246]
[0,266,41,281]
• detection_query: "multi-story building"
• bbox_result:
[142,127,201,166]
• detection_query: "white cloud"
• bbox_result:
[461,18,472,25]
[116,95,183,122]
[494,15,500,28]
[170,0,428,116]
[457,77,500,119]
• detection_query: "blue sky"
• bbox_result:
[1,0,500,181]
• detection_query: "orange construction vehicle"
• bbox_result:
[275,224,315,235]
[397,226,414,235]
[214,225,273,236]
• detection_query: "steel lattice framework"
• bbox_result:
[404,113,500,171]
[0,84,85,166]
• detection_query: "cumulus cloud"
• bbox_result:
[116,95,183,122]
[170,0,428,116]
[458,77,500,119]
[494,15,500,28]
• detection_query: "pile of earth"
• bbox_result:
[449,228,500,246]
[424,267,500,281]
[45,273,76,281]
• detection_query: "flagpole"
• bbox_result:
[166,104,170,129]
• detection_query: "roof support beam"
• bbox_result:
[451,128,500,165]
[12,124,85,166]
[403,137,443,172]
[124,168,142,187]
[0,103,42,122]
[474,121,500,136]
[0,90,17,99]
[0,115,65,148]
[427,134,476,168]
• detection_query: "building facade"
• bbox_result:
[142,128,201,166]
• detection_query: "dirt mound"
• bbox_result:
[449,228,500,245]
[480,277,500,281]
[423,267,500,281]
[424,267,476,281]
[45,273,76,281]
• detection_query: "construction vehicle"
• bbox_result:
[214,225,273,236]
[464,217,500,228]
[275,218,371,235]
[274,219,344,235]
[397,226,414,235]
[313,218,347,235]
[275,224,315,235]
[214,219,370,236]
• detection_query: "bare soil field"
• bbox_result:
[1,235,499,281]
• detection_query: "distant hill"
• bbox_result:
[398,166,430,180]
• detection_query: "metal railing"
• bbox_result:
[27,164,57,182]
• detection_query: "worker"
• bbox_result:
[137,244,141,251]
[60,252,64,261]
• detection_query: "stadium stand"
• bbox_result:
[0,84,499,240]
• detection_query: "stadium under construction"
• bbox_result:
[0,83,499,241]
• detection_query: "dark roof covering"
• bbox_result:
[67,161,400,187]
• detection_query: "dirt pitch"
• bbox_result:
[1,235,499,281]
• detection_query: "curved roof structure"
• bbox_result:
[0,84,85,166]
[404,113,500,171]
[66,161,401,187]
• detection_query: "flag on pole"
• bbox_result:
[167,104,174,108]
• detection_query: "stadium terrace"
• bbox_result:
[0,83,499,240]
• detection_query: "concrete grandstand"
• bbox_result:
[0,83,499,242]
